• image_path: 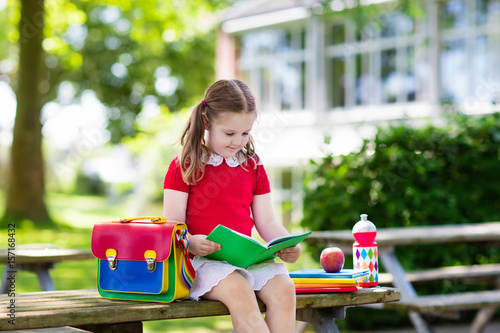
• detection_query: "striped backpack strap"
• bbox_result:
[176,228,196,289]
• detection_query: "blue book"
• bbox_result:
[289,269,369,279]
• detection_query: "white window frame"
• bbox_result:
[236,22,310,113]
[438,0,500,109]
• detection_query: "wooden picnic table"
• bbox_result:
[307,222,500,333]
[0,287,400,332]
[0,244,94,293]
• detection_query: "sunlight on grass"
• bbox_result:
[1,192,319,333]
[0,191,4,217]
[46,192,163,228]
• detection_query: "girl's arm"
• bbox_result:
[163,189,189,223]
[163,189,221,256]
[252,193,301,263]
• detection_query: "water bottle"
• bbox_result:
[353,214,378,287]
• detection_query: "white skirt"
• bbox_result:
[189,256,289,301]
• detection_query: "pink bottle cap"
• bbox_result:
[353,214,377,243]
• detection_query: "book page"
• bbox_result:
[252,232,312,263]
[206,225,311,268]
[265,232,311,248]
[226,227,264,246]
[205,225,267,268]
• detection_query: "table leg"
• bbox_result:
[471,276,500,332]
[378,246,417,298]
[36,263,56,291]
[471,306,496,333]
[296,307,345,333]
[16,263,56,291]
[378,246,433,333]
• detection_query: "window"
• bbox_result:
[439,0,500,104]
[381,49,398,104]
[440,0,467,29]
[440,39,467,103]
[238,28,307,111]
[327,9,425,109]
[331,55,346,107]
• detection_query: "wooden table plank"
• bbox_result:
[384,290,500,313]
[4,288,401,311]
[378,263,500,285]
[12,299,124,312]
[307,222,500,247]
[5,289,101,299]
[295,287,399,308]
[0,287,400,331]
[0,248,94,264]
[8,327,90,333]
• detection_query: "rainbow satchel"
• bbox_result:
[91,217,195,303]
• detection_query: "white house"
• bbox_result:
[215,0,500,225]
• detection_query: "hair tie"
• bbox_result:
[202,100,207,107]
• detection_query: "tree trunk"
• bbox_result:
[3,0,52,227]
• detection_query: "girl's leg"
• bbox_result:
[203,271,269,333]
[255,274,296,333]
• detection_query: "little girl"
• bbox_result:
[163,79,301,333]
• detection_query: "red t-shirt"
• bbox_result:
[163,157,271,237]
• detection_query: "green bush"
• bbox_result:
[302,112,500,232]
[301,112,500,329]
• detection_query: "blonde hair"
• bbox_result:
[179,79,259,185]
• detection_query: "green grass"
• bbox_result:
[46,192,165,228]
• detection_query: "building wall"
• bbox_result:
[217,0,500,225]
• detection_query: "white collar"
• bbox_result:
[203,152,240,168]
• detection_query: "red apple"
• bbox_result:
[320,246,345,273]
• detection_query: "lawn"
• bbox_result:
[1,192,318,332]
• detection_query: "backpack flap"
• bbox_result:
[91,220,175,261]
[91,219,178,295]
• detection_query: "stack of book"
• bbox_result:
[289,269,370,293]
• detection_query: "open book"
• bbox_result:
[205,224,311,268]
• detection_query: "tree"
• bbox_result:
[5,0,51,225]
[1,0,231,227]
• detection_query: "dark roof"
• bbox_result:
[221,0,321,21]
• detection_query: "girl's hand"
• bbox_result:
[275,244,302,264]
[188,234,221,257]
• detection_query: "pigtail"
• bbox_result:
[238,133,260,170]
[245,135,258,161]
[179,102,209,185]
[178,79,260,184]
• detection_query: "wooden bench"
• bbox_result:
[0,287,400,332]
[9,328,89,333]
[383,289,500,333]
[376,264,500,333]
[383,289,500,313]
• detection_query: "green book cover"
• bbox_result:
[205,225,311,268]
